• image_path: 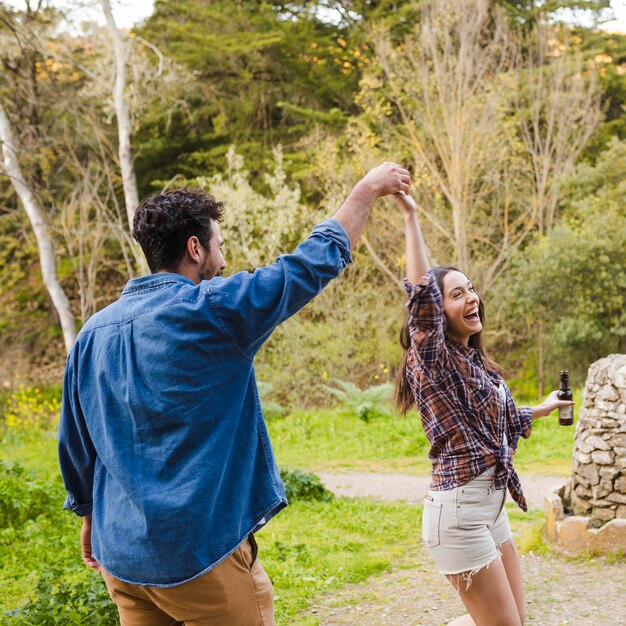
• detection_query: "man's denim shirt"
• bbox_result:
[58,219,351,587]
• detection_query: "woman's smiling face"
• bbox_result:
[441,270,482,345]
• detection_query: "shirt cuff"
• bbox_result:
[518,406,533,439]
[63,492,93,517]
[403,272,433,295]
[313,218,353,270]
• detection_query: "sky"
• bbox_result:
[2,0,626,32]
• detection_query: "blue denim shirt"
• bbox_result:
[58,219,351,586]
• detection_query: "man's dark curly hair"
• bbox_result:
[132,188,225,273]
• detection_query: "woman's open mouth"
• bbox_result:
[464,309,480,322]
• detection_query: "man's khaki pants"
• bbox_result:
[101,535,274,626]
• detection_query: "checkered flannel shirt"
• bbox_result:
[404,272,533,511]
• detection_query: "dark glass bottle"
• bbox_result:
[558,370,573,426]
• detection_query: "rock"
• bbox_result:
[544,492,564,543]
[592,481,613,499]
[598,385,619,402]
[611,363,626,388]
[615,475,626,493]
[591,507,616,522]
[556,516,591,552]
[610,434,626,448]
[588,519,626,556]
[574,483,592,498]
[571,491,593,515]
[591,450,614,465]
[575,463,600,486]
[576,441,595,454]
[607,492,626,504]
[584,435,611,451]
[599,467,620,481]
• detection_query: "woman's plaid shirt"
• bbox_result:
[404,273,533,511]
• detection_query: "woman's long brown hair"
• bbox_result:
[394,266,503,414]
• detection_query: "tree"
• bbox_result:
[331,0,600,294]
[135,0,369,185]
[0,103,76,352]
[503,137,626,381]
[516,26,602,236]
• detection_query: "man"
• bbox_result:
[58,162,411,625]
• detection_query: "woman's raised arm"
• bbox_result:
[392,193,429,283]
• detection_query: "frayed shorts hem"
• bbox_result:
[437,547,502,577]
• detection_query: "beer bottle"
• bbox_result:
[558,370,573,426]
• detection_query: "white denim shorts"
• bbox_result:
[421,466,512,576]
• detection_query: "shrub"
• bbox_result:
[4,569,118,625]
[257,381,286,420]
[2,385,61,440]
[0,462,58,528]
[321,380,395,422]
[280,468,334,503]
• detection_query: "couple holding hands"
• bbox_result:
[59,162,572,626]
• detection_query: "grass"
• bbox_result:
[0,431,423,625]
[0,384,584,623]
[259,498,422,624]
[269,408,432,474]
[269,388,583,477]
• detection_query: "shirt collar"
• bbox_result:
[121,273,195,295]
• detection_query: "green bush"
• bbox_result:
[257,381,286,420]
[4,569,118,625]
[321,380,395,422]
[2,386,62,442]
[280,468,333,503]
[0,462,58,528]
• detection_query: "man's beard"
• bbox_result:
[198,259,222,281]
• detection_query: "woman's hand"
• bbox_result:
[531,390,574,419]
[392,191,418,215]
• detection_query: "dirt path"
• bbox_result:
[317,471,566,510]
[304,552,626,625]
[304,472,626,626]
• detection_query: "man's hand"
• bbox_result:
[531,390,575,419]
[81,515,101,571]
[355,162,411,200]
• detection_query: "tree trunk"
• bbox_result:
[0,104,76,353]
[100,0,140,233]
[538,321,545,398]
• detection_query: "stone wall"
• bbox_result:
[564,353,626,525]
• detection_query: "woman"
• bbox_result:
[393,192,573,626]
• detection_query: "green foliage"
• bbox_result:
[2,385,61,441]
[512,386,583,475]
[504,138,626,379]
[257,381,286,420]
[279,468,333,503]
[0,462,58,528]
[4,570,118,625]
[321,379,394,422]
[135,0,364,186]
[0,428,422,624]
[196,146,321,269]
[259,498,421,623]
